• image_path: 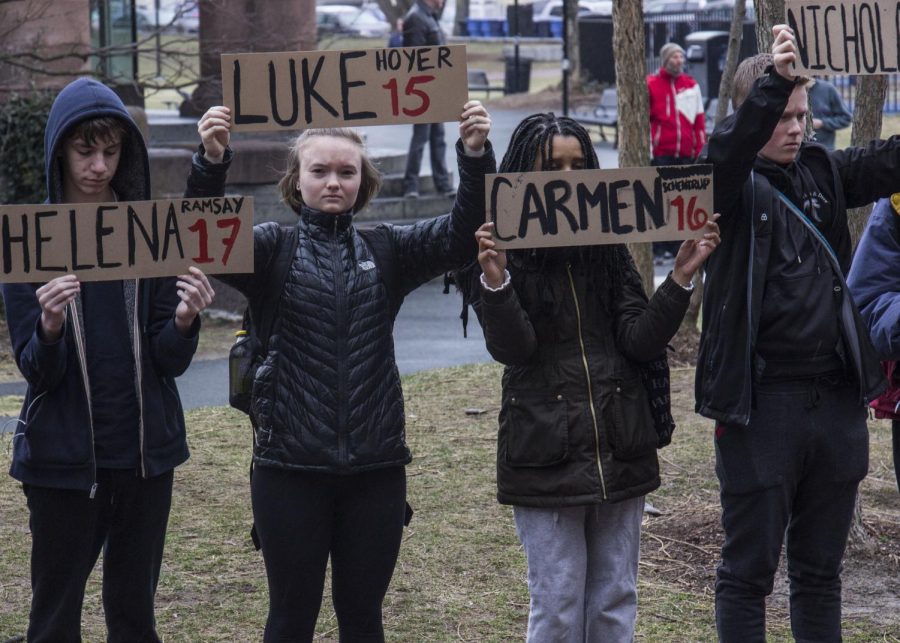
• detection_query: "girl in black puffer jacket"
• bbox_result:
[187,102,495,641]
[466,113,719,642]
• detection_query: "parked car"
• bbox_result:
[316,5,391,39]
[535,0,613,20]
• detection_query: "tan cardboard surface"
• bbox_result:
[487,165,713,249]
[0,197,254,283]
[786,0,900,75]
[222,45,468,132]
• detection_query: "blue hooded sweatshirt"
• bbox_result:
[2,78,199,493]
[848,197,900,360]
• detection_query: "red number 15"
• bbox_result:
[382,75,436,117]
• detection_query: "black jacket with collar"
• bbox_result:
[695,68,891,426]
[188,140,496,472]
[403,0,445,47]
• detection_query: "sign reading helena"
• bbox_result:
[221,45,468,132]
[487,165,713,250]
[0,197,253,283]
[786,0,900,75]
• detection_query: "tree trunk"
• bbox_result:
[565,0,581,89]
[715,0,746,124]
[847,75,887,248]
[612,0,653,293]
[753,0,783,53]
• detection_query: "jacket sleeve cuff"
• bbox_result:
[480,278,518,306]
[457,139,495,170]
[656,273,694,306]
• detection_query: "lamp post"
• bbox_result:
[561,0,569,115]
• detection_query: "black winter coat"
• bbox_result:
[476,259,692,507]
[696,68,891,425]
[188,141,496,472]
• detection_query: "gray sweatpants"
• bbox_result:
[514,496,644,643]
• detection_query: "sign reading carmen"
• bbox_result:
[786,0,900,75]
[487,165,713,250]
[0,197,254,283]
[221,45,468,132]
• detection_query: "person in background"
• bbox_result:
[647,42,706,259]
[807,77,852,150]
[401,0,455,199]
[2,77,213,642]
[463,112,720,642]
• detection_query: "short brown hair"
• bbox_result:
[278,128,382,214]
[732,53,809,110]
[66,116,128,146]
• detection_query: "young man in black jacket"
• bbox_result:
[697,25,893,642]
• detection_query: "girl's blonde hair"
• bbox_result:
[278,128,382,214]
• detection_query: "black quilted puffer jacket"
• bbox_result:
[187,140,496,472]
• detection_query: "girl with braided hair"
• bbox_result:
[468,112,719,642]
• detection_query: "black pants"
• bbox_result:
[252,465,407,642]
[403,122,450,193]
[25,468,174,643]
[714,378,868,643]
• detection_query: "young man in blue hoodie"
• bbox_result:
[2,78,215,642]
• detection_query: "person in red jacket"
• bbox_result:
[647,42,706,164]
[647,42,707,258]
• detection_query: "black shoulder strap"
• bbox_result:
[255,225,299,352]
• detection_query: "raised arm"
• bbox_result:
[391,101,496,296]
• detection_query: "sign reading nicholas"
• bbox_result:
[0,197,254,283]
[221,45,468,132]
[487,165,713,250]
[786,0,900,75]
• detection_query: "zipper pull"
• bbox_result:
[89,483,98,499]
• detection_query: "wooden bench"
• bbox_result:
[573,88,618,148]
[467,69,505,99]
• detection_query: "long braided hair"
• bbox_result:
[454,112,643,334]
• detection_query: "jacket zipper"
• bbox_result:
[69,301,98,498]
[134,280,146,478]
[332,218,349,464]
[566,264,607,500]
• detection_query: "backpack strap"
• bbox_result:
[253,225,299,353]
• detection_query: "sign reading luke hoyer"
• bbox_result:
[221,45,469,132]
[487,165,714,250]
[0,197,254,283]
[786,0,900,75]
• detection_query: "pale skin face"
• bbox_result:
[664,51,685,76]
[61,133,122,203]
[759,84,808,166]
[296,137,363,214]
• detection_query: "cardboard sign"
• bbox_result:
[0,197,254,283]
[487,165,713,250]
[786,0,900,75]
[221,45,468,132]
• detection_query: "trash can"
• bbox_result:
[504,56,532,94]
[684,31,729,103]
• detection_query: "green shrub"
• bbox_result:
[0,88,55,204]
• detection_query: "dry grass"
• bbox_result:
[1,365,898,641]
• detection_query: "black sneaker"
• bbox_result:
[403,190,419,199]
[440,187,457,198]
